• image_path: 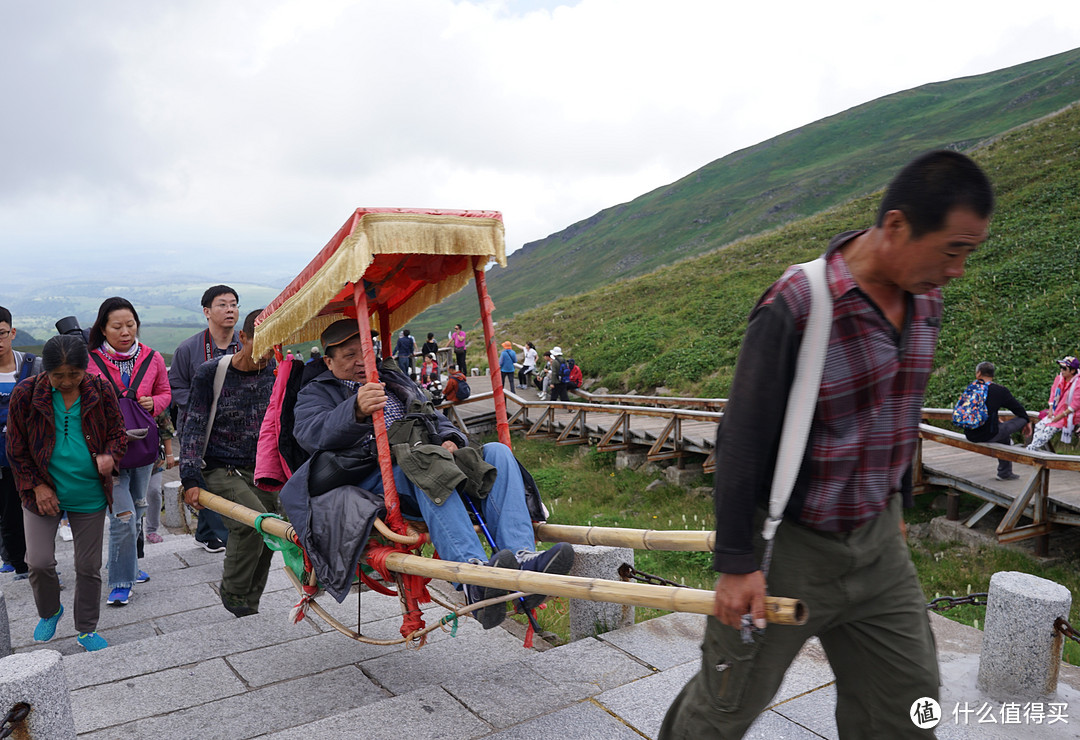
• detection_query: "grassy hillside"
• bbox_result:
[490,102,1080,411]
[417,47,1080,334]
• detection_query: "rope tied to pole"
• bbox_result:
[366,543,432,642]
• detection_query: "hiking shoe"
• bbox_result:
[136,570,150,583]
[146,532,164,544]
[107,587,131,606]
[34,605,63,642]
[77,632,108,652]
[13,572,28,581]
[0,562,14,573]
[996,472,1020,481]
[464,549,518,630]
[198,537,226,553]
[58,524,73,542]
[515,542,575,611]
[220,589,258,618]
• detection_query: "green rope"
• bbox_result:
[439,612,459,637]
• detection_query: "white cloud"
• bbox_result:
[0,0,1078,282]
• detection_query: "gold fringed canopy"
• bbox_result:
[253,209,506,357]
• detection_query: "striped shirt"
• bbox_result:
[713,231,942,573]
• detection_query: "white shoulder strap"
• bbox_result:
[761,257,833,542]
[199,355,233,461]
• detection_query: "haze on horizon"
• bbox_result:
[2,0,1079,286]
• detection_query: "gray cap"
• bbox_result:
[321,319,360,350]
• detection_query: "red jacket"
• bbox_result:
[6,373,127,514]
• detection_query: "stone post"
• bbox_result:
[161,480,196,532]
[568,545,635,641]
[0,588,10,658]
[976,571,1072,700]
[0,650,76,738]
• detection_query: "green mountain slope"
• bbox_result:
[494,101,1080,410]
[418,47,1080,333]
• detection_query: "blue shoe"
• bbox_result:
[0,562,14,573]
[12,572,28,581]
[515,542,575,611]
[136,570,150,584]
[34,605,63,642]
[76,632,108,652]
[107,587,130,606]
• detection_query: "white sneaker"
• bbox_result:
[58,524,73,542]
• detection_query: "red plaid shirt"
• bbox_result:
[713,231,942,573]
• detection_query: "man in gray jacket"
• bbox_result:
[292,319,573,630]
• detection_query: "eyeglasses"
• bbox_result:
[211,302,239,310]
[0,330,11,339]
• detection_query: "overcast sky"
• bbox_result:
[2,0,1079,284]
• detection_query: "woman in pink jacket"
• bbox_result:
[1027,355,1080,450]
[86,297,171,606]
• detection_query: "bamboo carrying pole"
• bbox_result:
[194,493,807,626]
[535,523,715,552]
[382,552,807,626]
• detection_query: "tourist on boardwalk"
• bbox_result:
[290,319,573,629]
[443,364,470,403]
[450,323,467,373]
[421,332,440,372]
[660,150,994,739]
[7,334,127,651]
[1027,355,1080,451]
[307,346,321,364]
[86,297,171,605]
[0,306,43,580]
[498,341,517,392]
[144,409,176,544]
[393,329,416,380]
[548,346,569,402]
[962,362,1031,480]
[168,285,241,553]
[535,351,553,400]
[514,341,538,388]
[181,310,277,617]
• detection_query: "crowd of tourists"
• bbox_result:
[0,291,572,651]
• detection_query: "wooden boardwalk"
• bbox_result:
[445,377,1080,552]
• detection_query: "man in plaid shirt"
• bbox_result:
[662,151,994,739]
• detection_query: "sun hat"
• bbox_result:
[551,346,563,356]
[1057,356,1080,370]
[501,341,512,349]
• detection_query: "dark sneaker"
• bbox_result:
[220,589,258,618]
[515,543,574,611]
[198,537,227,553]
[996,472,1020,481]
[464,549,518,629]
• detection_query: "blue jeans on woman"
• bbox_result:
[357,442,535,567]
[108,463,151,589]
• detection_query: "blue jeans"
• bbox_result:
[107,463,152,589]
[358,442,535,566]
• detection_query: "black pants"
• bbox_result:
[454,349,466,372]
[551,382,569,402]
[0,466,27,573]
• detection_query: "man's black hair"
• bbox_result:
[88,297,140,350]
[241,309,262,338]
[201,285,239,309]
[0,306,11,326]
[402,329,410,337]
[43,334,89,372]
[427,332,435,340]
[876,150,994,238]
[455,324,462,330]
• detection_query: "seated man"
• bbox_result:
[293,319,573,629]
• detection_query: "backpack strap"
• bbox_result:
[89,349,156,400]
[200,355,233,462]
[89,352,125,396]
[16,352,38,382]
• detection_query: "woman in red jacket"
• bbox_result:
[86,297,171,606]
[6,334,127,651]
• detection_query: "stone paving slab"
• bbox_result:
[262,686,492,740]
[62,609,320,689]
[598,610,705,670]
[70,658,246,733]
[362,627,528,695]
[523,637,654,694]
[480,699,644,739]
[81,665,387,740]
[595,660,698,738]
[442,659,593,730]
